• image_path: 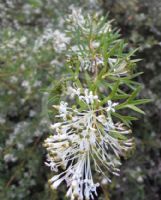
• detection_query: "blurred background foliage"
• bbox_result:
[0,0,160,200]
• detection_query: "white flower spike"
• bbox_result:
[44,88,133,200]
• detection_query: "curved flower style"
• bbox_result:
[44,88,133,200]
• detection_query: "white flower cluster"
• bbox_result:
[78,56,104,72]
[34,28,70,53]
[67,7,111,35]
[34,28,54,50]
[44,87,133,200]
[52,30,71,53]
[70,55,128,75]
[4,153,17,163]
[67,7,85,29]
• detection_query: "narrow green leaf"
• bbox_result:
[127,48,139,58]
[101,81,120,104]
[112,94,129,100]
[126,104,145,114]
[109,130,127,140]
[130,99,152,105]
[127,86,142,102]
[112,112,137,127]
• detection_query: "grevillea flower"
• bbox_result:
[78,56,104,72]
[67,7,111,35]
[44,87,134,200]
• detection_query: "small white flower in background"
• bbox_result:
[68,6,85,28]
[21,80,30,88]
[34,130,43,137]
[4,153,17,163]
[20,63,26,70]
[29,110,36,117]
[0,116,6,124]
[19,36,27,45]
[34,28,54,50]
[33,80,42,87]
[10,76,18,83]
[52,30,70,53]
[17,143,24,150]
[50,59,62,67]
[6,0,13,7]
[34,27,70,52]
[44,87,133,200]
[21,80,31,94]
[91,41,100,48]
[137,176,144,183]
[70,45,79,52]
